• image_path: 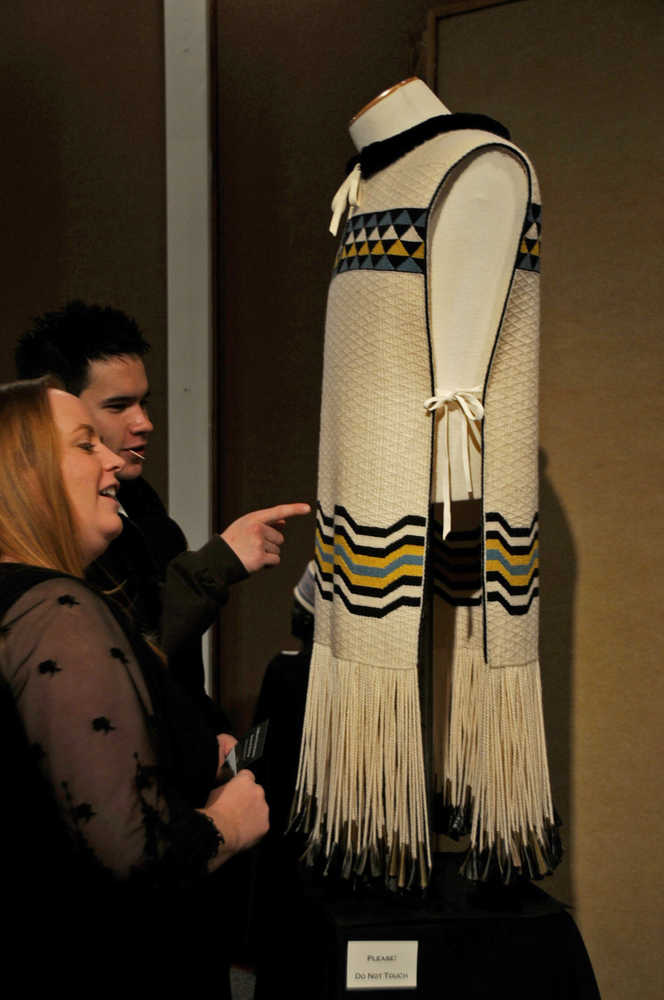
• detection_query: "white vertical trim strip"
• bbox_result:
[164,1,212,684]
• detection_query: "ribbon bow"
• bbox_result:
[329,163,362,236]
[423,387,484,538]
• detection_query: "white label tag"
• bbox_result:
[346,940,418,990]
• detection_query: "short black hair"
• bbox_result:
[15,300,151,395]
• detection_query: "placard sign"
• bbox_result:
[346,940,418,990]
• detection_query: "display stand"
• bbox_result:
[251,645,599,999]
[252,848,599,1000]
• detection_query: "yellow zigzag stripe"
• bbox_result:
[316,531,424,587]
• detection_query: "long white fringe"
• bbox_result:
[292,642,432,888]
[440,646,558,878]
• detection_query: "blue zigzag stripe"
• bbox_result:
[485,548,539,576]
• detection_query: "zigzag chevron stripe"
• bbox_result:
[315,527,424,576]
[486,570,539,596]
[314,502,426,617]
[486,545,538,577]
[317,504,334,528]
[485,511,539,614]
[488,587,540,614]
[314,574,422,618]
[314,563,422,615]
[315,538,422,596]
[318,502,427,538]
[486,534,538,558]
[486,510,538,537]
[317,513,425,560]
[431,521,482,607]
[334,523,426,558]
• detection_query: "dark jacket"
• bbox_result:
[87,476,247,731]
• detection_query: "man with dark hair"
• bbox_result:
[16,300,151,396]
[16,301,309,729]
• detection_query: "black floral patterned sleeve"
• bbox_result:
[0,577,220,883]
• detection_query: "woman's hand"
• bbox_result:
[200,769,269,869]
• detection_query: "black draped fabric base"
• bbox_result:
[252,853,600,1000]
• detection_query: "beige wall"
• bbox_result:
[0,1,168,499]
[435,1,664,997]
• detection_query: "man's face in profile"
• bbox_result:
[79,354,153,481]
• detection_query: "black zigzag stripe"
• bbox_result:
[486,533,538,557]
[488,588,540,615]
[485,511,538,536]
[330,583,421,619]
[334,523,426,558]
[315,570,421,616]
[331,504,427,537]
[316,502,334,528]
[316,503,427,548]
[314,563,334,585]
[314,574,333,602]
[487,570,540,597]
[316,551,422,595]
[333,562,422,598]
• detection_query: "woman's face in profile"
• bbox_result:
[48,388,125,565]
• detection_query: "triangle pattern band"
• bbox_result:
[335,202,541,275]
[334,207,427,275]
[516,201,542,273]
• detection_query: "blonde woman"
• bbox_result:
[0,378,268,896]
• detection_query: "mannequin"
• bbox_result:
[294,79,557,889]
[345,78,528,515]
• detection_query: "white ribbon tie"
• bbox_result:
[329,163,362,236]
[423,386,484,539]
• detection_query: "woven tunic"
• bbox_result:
[294,119,558,887]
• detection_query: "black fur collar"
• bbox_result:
[347,113,511,180]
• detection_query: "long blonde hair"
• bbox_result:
[0,377,85,577]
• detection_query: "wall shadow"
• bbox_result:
[538,447,576,906]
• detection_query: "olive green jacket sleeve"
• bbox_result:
[160,534,248,660]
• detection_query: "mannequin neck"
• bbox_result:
[349,77,451,152]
